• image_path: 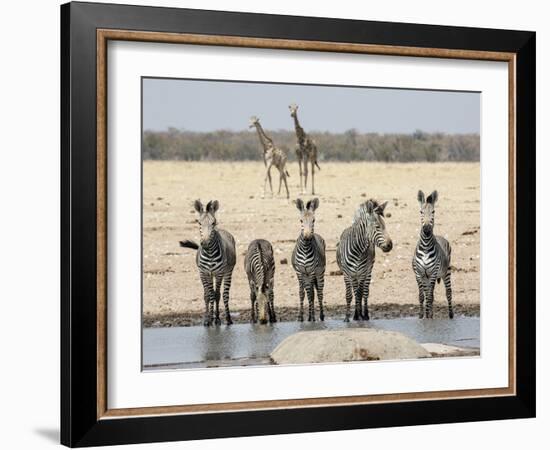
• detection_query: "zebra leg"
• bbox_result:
[352,278,363,321]
[297,274,305,321]
[344,275,353,322]
[316,275,325,321]
[277,171,282,195]
[268,289,277,323]
[250,288,257,324]
[214,275,222,325]
[425,279,437,319]
[362,277,372,321]
[200,273,214,326]
[415,271,425,319]
[444,270,454,319]
[222,274,233,325]
[306,281,315,322]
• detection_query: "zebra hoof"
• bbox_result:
[226,317,233,325]
[449,311,454,319]
[203,319,211,327]
[214,317,221,326]
[344,317,350,323]
[319,314,325,321]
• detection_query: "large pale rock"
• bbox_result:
[270,328,430,365]
[421,343,480,357]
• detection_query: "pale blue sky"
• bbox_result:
[143,77,480,134]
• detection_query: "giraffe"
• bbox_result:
[249,116,290,199]
[289,104,321,195]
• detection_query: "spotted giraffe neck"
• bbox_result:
[253,122,274,152]
[292,113,306,146]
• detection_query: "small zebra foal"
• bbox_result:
[179,200,236,326]
[337,199,393,321]
[413,190,454,319]
[291,198,326,321]
[244,239,277,324]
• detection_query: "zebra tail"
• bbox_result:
[437,277,441,284]
[179,240,199,250]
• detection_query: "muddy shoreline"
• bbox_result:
[143,302,480,328]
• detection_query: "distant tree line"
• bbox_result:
[143,128,480,162]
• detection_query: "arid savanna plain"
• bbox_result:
[142,161,480,327]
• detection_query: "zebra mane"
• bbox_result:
[352,199,384,224]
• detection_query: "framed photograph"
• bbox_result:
[61,1,535,447]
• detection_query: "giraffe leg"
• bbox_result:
[344,275,353,322]
[444,270,454,319]
[298,158,304,194]
[263,164,273,198]
[283,172,290,199]
[311,160,315,195]
[303,159,308,193]
[268,167,273,196]
[222,273,233,325]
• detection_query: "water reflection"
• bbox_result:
[143,317,480,368]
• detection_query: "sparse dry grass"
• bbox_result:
[143,161,480,320]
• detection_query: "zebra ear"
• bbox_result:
[194,200,204,214]
[375,201,388,216]
[294,198,304,212]
[307,198,319,211]
[417,190,425,206]
[366,200,374,214]
[427,190,438,205]
[206,200,220,214]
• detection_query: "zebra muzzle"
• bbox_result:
[258,291,268,324]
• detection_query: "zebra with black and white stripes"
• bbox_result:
[179,199,236,326]
[413,190,454,319]
[291,198,326,321]
[337,199,393,321]
[244,239,277,324]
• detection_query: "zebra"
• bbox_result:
[179,199,236,326]
[413,190,454,319]
[244,239,277,324]
[291,198,326,321]
[336,199,393,321]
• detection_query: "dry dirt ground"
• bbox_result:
[143,161,480,327]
